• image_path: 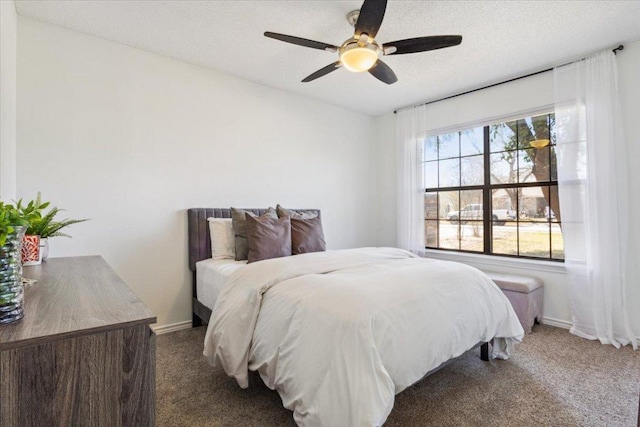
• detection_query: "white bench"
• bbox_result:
[484,272,544,334]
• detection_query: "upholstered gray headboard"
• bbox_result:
[187,208,320,272]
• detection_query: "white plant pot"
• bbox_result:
[40,238,49,261]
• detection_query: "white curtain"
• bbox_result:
[396,105,426,253]
[554,50,637,349]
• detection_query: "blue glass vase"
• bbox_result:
[0,226,26,325]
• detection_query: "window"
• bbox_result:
[423,112,563,261]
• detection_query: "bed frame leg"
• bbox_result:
[480,341,491,361]
[192,312,203,328]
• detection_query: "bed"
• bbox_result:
[187,208,524,426]
[188,208,320,326]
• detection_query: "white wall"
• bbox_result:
[0,0,17,200]
[373,113,397,247]
[373,43,640,332]
[17,17,376,328]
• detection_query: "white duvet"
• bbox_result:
[203,247,524,426]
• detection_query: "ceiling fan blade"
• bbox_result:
[383,35,462,55]
[264,32,338,52]
[354,0,387,39]
[302,62,342,82]
[368,59,397,85]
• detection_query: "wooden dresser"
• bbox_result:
[0,256,156,426]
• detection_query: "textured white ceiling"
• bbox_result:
[15,1,640,116]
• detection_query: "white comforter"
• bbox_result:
[203,247,524,426]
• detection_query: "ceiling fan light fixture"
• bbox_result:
[530,139,550,149]
[264,0,463,84]
[339,44,379,72]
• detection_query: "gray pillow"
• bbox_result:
[246,215,291,263]
[231,207,277,261]
[291,217,326,255]
[276,204,318,220]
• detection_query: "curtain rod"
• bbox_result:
[393,44,624,114]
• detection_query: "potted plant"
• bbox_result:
[16,196,49,266]
[0,201,32,324]
[21,193,88,262]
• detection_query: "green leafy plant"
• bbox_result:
[28,206,88,238]
[0,202,29,247]
[15,194,48,227]
[18,193,88,238]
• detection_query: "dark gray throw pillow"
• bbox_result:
[245,215,292,263]
[276,204,318,220]
[231,207,277,261]
[291,216,326,255]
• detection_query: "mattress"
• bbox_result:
[196,258,247,310]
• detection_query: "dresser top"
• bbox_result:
[0,256,156,351]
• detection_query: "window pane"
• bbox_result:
[460,189,483,221]
[490,122,516,153]
[518,115,549,149]
[425,193,438,220]
[460,127,484,156]
[550,146,558,181]
[491,190,516,224]
[492,188,515,210]
[552,223,564,259]
[550,113,557,145]
[518,186,548,219]
[424,161,438,188]
[425,220,438,247]
[460,155,484,186]
[517,118,533,149]
[519,221,550,258]
[549,186,560,222]
[439,220,459,250]
[490,151,517,184]
[518,149,532,182]
[535,114,550,139]
[460,222,483,252]
[520,146,551,182]
[438,133,459,159]
[518,148,550,183]
[492,222,517,255]
[439,158,460,188]
[439,191,459,220]
[424,136,438,161]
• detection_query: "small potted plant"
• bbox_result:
[16,195,49,266]
[0,201,32,324]
[21,193,88,263]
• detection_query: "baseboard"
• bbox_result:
[542,317,640,343]
[152,320,192,335]
[542,316,572,330]
[154,318,574,334]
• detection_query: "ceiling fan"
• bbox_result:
[264,0,462,85]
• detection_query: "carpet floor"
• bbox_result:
[156,325,639,426]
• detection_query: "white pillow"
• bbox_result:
[207,218,235,260]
